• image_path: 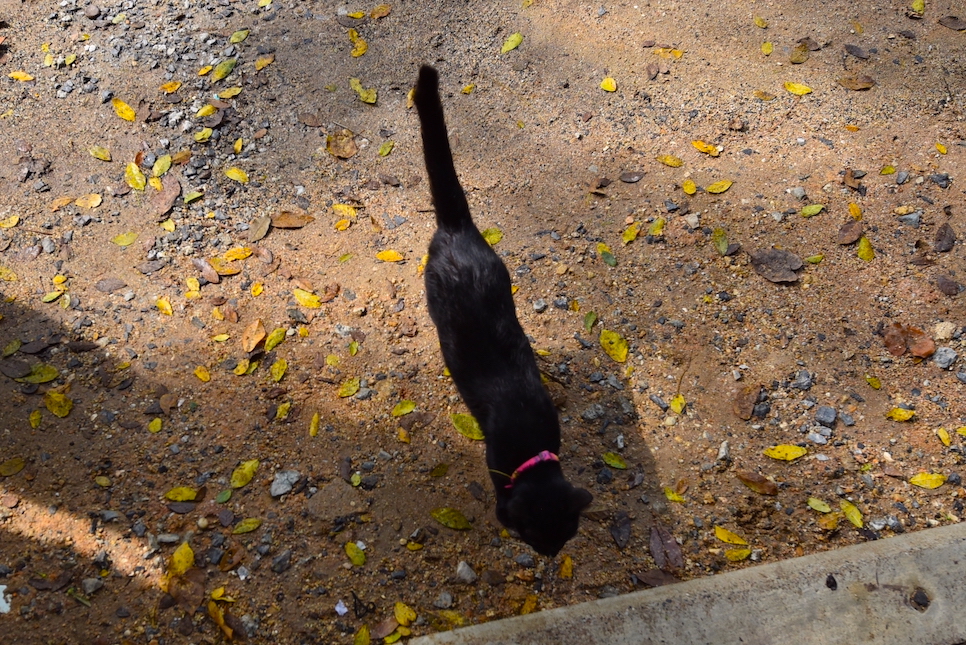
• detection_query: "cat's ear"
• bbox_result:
[570,487,593,514]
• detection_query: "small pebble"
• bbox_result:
[433,591,453,609]
[84,4,101,18]
[513,553,535,568]
[455,561,478,584]
[814,406,837,427]
[533,299,548,313]
[81,578,104,595]
[933,347,958,370]
[271,549,292,574]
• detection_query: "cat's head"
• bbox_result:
[498,478,593,556]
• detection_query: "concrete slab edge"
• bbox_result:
[413,523,966,645]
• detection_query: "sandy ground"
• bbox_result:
[0,0,964,643]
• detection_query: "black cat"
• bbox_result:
[414,65,592,557]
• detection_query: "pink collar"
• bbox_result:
[505,450,559,489]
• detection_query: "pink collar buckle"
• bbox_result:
[505,450,559,489]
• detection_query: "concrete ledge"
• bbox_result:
[413,523,966,645]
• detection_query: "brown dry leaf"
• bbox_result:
[789,43,810,64]
[271,210,315,229]
[732,385,762,420]
[749,248,803,283]
[939,15,966,30]
[50,196,75,212]
[883,323,907,356]
[327,129,359,158]
[838,75,875,91]
[837,220,863,245]
[736,471,778,495]
[169,568,205,615]
[649,523,684,572]
[242,319,267,353]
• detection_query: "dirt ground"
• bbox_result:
[0,0,964,643]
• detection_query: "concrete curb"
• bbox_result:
[413,523,966,645]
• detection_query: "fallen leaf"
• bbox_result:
[840,500,863,528]
[75,193,102,209]
[558,555,574,579]
[208,601,233,640]
[800,204,825,217]
[378,140,395,156]
[761,41,773,55]
[327,129,359,158]
[663,487,686,503]
[749,248,803,283]
[255,54,275,71]
[789,43,810,64]
[838,75,875,91]
[377,250,404,262]
[232,517,262,534]
[939,15,966,30]
[125,163,146,191]
[112,98,136,121]
[501,33,524,54]
[224,167,248,183]
[264,327,286,352]
[156,297,173,316]
[345,541,366,566]
[726,548,752,562]
[753,15,768,28]
[763,445,807,461]
[692,140,719,157]
[622,222,639,244]
[837,220,863,245]
[0,458,25,477]
[784,81,812,96]
[599,329,629,362]
[338,377,360,398]
[349,77,377,104]
[937,427,952,447]
[293,288,321,308]
[451,413,484,440]
[44,391,73,417]
[705,180,733,194]
[392,400,416,417]
[160,80,182,94]
[242,319,267,353]
[886,407,915,422]
[194,365,211,382]
[715,525,748,545]
[165,486,198,502]
[909,472,946,489]
[649,523,684,571]
[231,460,259,488]
[229,29,249,44]
[431,507,472,530]
[212,59,237,82]
[600,77,617,92]
[169,542,195,577]
[753,90,776,101]
[89,146,112,161]
[656,154,683,167]
[682,179,697,195]
[807,497,832,513]
[481,227,503,245]
[218,86,242,99]
[15,364,60,384]
[8,71,34,82]
[857,236,875,261]
[736,471,778,496]
[602,452,627,469]
[371,4,392,19]
[149,418,163,433]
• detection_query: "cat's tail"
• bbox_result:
[414,65,472,231]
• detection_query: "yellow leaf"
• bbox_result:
[250,282,263,297]
[353,625,370,645]
[349,77,377,104]
[406,87,416,109]
[169,542,194,576]
[212,334,230,342]
[345,541,366,566]
[218,86,242,99]
[212,59,237,82]
[293,288,321,308]
[600,77,617,92]
[663,487,686,503]
[754,16,768,28]
[879,165,896,175]
[599,329,628,363]
[0,457,25,477]
[451,413,484,440]
[148,177,163,191]
[42,291,63,304]
[857,236,875,261]
[270,359,287,383]
[156,297,173,316]
[669,394,686,414]
[714,525,748,545]
[910,0,924,13]
[309,412,320,437]
[332,203,357,219]
[622,222,639,244]
[761,42,773,55]
[208,601,233,640]
[937,427,951,447]
[865,374,881,389]
[89,146,112,161]
[909,472,946,489]
[481,227,504,245]
[848,203,862,219]
[763,445,808,461]
[111,98,136,121]
[196,104,217,117]
[706,180,733,194]
[222,246,252,261]
[377,249,404,262]
[232,517,262,534]
[502,32,524,53]
[8,71,35,82]
[958,427,966,437]
[807,497,832,513]
[44,391,73,418]
[149,417,163,433]
[339,377,361,398]
[371,4,392,18]
[392,400,416,416]
[165,486,198,501]
[198,65,213,76]
[153,154,172,177]
[692,140,719,157]
[520,594,538,615]
[225,167,249,183]
[334,219,351,231]
[754,90,776,101]
[255,54,275,71]
[194,128,213,143]
[123,162,145,191]
[840,500,863,527]
[75,194,102,209]
[559,554,574,579]
[886,407,914,421]
[432,507,473,529]
[160,81,182,94]
[394,601,416,626]
[29,409,42,429]
[648,218,666,236]
[725,548,752,562]
[234,138,243,154]
[784,81,813,96]
[682,179,696,195]
[462,84,475,94]
[351,36,368,57]
[194,365,211,382]
[231,460,259,488]
[229,29,249,44]
[936,142,947,155]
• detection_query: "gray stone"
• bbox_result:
[897,211,921,227]
[533,299,548,313]
[789,186,807,200]
[84,4,101,18]
[433,591,453,609]
[806,431,828,445]
[791,370,813,390]
[896,171,910,185]
[270,470,301,497]
[933,347,958,370]
[81,578,104,595]
[814,406,837,427]
[271,549,292,573]
[958,372,966,385]
[456,561,478,584]
[157,533,181,544]
[514,553,535,568]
